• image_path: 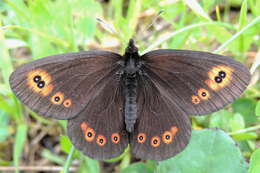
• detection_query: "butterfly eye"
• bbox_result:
[97,135,107,146]
[137,133,146,143]
[191,95,200,104]
[80,122,88,132]
[51,92,64,105]
[162,131,173,144]
[85,128,95,142]
[111,133,120,144]
[198,88,210,100]
[151,136,160,147]
[63,99,72,108]
[171,126,178,136]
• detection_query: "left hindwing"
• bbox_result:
[141,50,251,115]
[67,74,128,160]
[130,76,191,161]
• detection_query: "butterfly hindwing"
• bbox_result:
[67,75,129,160]
[130,76,191,161]
[142,50,251,115]
[9,51,121,119]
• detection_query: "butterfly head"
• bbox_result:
[125,38,138,54]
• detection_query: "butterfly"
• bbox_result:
[9,39,251,161]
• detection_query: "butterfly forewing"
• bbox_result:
[141,50,251,115]
[130,76,191,161]
[9,51,122,119]
[67,73,129,160]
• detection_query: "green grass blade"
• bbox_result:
[214,16,260,53]
[13,124,27,173]
[63,146,75,173]
[238,0,248,52]
[183,0,211,20]
[142,22,234,54]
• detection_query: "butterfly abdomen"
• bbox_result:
[124,77,138,132]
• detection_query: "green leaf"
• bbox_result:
[255,101,260,116]
[229,113,245,131]
[121,162,153,173]
[156,129,247,173]
[209,109,233,131]
[78,156,100,173]
[232,132,258,141]
[249,148,260,173]
[233,98,257,125]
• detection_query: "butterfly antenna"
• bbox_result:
[143,9,164,34]
[135,10,164,45]
[96,18,125,42]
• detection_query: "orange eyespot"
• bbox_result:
[171,126,178,136]
[85,128,95,142]
[137,133,146,143]
[162,131,173,144]
[111,133,120,144]
[51,92,64,105]
[96,135,107,146]
[207,65,233,90]
[191,95,200,104]
[63,99,72,107]
[198,88,210,100]
[80,122,88,132]
[151,136,160,147]
[27,69,53,96]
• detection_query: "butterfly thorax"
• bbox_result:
[122,39,141,132]
[124,39,140,77]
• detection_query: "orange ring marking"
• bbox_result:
[96,135,107,147]
[51,92,64,105]
[162,131,173,144]
[85,128,95,142]
[171,126,178,137]
[191,95,200,104]
[151,136,161,147]
[63,99,72,107]
[198,88,210,100]
[111,133,120,144]
[137,133,146,143]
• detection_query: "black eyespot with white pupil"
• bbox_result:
[54,96,60,102]
[153,139,158,144]
[139,136,143,140]
[219,71,226,78]
[114,136,118,141]
[202,92,207,97]
[37,81,45,88]
[166,135,170,140]
[100,139,104,143]
[214,76,222,83]
[87,132,92,137]
[33,75,41,83]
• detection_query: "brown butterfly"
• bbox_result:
[9,39,251,161]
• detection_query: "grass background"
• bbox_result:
[0,0,260,172]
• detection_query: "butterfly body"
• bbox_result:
[9,39,251,161]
